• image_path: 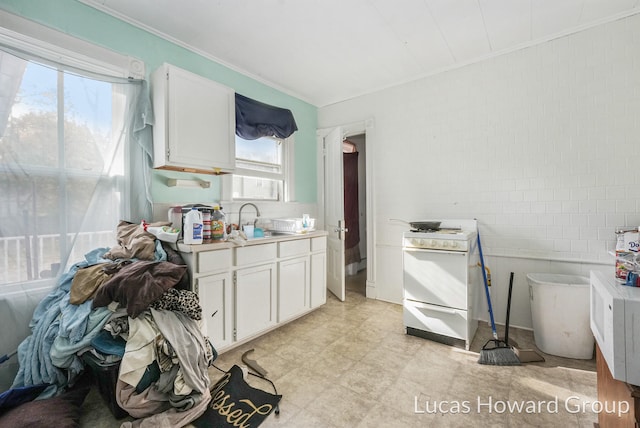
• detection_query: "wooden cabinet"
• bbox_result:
[181,248,233,350]
[179,232,327,353]
[196,272,232,350]
[195,247,232,275]
[234,263,277,341]
[151,63,235,174]
[234,242,278,341]
[278,239,311,322]
[596,343,640,428]
[310,236,327,309]
[235,242,277,266]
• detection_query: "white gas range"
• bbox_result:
[402,219,479,350]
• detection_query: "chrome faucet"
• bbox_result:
[238,203,261,228]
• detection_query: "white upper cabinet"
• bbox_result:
[151,63,235,174]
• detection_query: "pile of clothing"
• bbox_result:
[10,221,215,427]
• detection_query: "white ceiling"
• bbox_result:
[81,0,640,107]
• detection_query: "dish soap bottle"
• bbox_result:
[184,207,203,245]
[211,205,226,241]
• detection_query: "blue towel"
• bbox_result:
[12,245,167,395]
[90,330,126,357]
[12,248,111,393]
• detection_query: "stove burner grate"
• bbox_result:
[409,227,464,234]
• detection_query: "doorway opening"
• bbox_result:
[319,118,374,302]
[346,267,367,296]
[343,133,367,298]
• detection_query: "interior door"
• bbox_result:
[323,127,346,301]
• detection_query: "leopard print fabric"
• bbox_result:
[150,288,202,320]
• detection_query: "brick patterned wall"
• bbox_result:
[319,14,640,323]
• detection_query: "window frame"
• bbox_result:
[0,11,144,288]
[0,11,143,80]
[225,134,295,202]
[0,57,125,286]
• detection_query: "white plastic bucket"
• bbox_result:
[527,273,594,359]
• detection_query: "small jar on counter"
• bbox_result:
[202,209,212,241]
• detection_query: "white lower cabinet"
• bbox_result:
[196,272,232,350]
[181,233,327,353]
[278,256,310,322]
[310,251,327,309]
[310,236,327,309]
[234,263,277,342]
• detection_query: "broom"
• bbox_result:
[477,232,520,366]
[0,350,17,365]
[503,273,545,363]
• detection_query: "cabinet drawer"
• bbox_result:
[196,248,231,274]
[311,236,326,252]
[278,239,310,258]
[235,243,277,266]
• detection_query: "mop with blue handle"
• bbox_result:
[477,231,520,366]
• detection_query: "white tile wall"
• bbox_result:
[153,201,318,227]
[319,14,640,328]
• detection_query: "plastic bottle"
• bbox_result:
[211,205,226,241]
[202,209,212,242]
[184,207,203,245]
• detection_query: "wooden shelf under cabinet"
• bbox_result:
[595,343,640,428]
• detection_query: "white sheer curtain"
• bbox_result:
[0,47,152,391]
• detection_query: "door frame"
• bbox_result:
[317,118,376,299]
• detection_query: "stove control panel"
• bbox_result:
[403,237,470,252]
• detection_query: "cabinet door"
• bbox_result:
[235,263,277,342]
[154,64,235,172]
[278,256,310,322]
[196,271,233,351]
[310,251,327,308]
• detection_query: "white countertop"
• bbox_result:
[175,229,328,253]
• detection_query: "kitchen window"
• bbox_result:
[0,58,120,285]
[0,30,151,288]
[232,134,294,201]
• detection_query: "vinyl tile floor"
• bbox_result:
[80,269,598,427]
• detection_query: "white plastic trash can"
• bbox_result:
[526,273,594,359]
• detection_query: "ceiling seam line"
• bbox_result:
[577,0,586,25]
[367,1,426,73]
[421,0,457,63]
[530,0,533,40]
[476,0,493,52]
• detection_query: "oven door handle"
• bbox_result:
[402,247,466,255]
[421,304,461,315]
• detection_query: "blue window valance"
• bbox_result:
[235,93,298,140]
